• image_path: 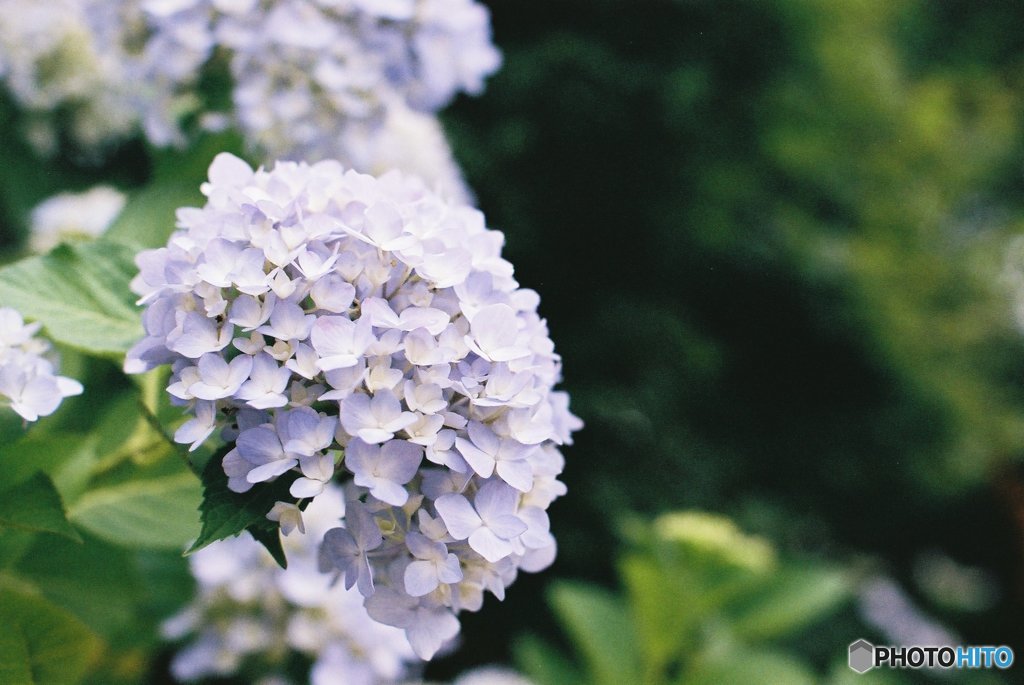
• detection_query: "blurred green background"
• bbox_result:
[3,0,1024,682]
[440,0,1024,681]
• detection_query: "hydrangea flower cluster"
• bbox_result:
[0,0,139,154]
[29,185,127,253]
[0,308,83,422]
[127,153,580,659]
[164,485,419,684]
[0,0,500,162]
[140,0,502,160]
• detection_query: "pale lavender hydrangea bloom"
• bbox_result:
[129,154,581,659]
[163,484,419,684]
[141,0,501,162]
[0,0,497,178]
[0,308,83,422]
[0,0,141,154]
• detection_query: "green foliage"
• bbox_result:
[187,448,296,567]
[547,583,639,685]
[520,512,851,685]
[68,473,201,550]
[0,241,141,356]
[0,472,81,543]
[0,585,101,685]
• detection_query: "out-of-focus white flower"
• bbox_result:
[341,97,472,204]
[0,0,499,169]
[0,0,141,155]
[0,308,82,421]
[29,186,126,253]
[164,484,418,684]
[131,154,581,660]
[451,667,537,685]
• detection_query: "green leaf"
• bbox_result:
[68,473,201,550]
[103,181,202,251]
[513,634,583,685]
[0,623,34,685]
[0,472,81,542]
[15,532,144,642]
[620,555,697,677]
[682,650,817,685]
[548,581,641,685]
[728,566,850,640]
[0,241,141,356]
[0,585,101,685]
[186,449,296,567]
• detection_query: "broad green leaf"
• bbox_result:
[0,623,33,685]
[0,241,141,355]
[548,582,640,685]
[0,472,81,542]
[17,532,147,643]
[187,449,298,567]
[513,634,583,685]
[69,473,201,550]
[620,555,697,677]
[728,566,850,640]
[0,529,36,569]
[0,585,101,685]
[681,650,817,685]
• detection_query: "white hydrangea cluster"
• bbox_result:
[0,0,139,154]
[164,485,420,684]
[0,308,83,422]
[29,185,127,253]
[341,96,472,205]
[127,153,580,659]
[0,0,500,162]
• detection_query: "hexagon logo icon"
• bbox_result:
[849,639,875,673]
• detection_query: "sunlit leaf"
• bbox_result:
[0,241,141,356]
[69,473,201,550]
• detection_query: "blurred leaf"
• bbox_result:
[0,472,81,542]
[0,585,101,685]
[16,533,145,643]
[0,241,141,356]
[0,529,36,569]
[825,661,912,685]
[728,565,851,640]
[0,433,90,489]
[187,449,296,567]
[0,624,33,685]
[681,650,817,685]
[513,634,583,685]
[548,581,640,685]
[620,555,695,678]
[68,473,200,550]
[103,181,201,251]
